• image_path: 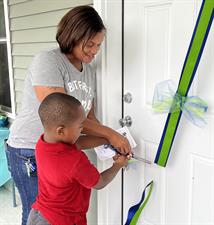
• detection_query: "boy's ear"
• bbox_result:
[56,126,64,135]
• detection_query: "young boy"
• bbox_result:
[27,93,130,225]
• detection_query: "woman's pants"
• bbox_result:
[6,145,38,225]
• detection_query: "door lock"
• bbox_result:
[119,115,132,127]
[123,92,132,103]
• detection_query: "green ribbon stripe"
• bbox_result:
[156,0,214,167]
[179,0,214,94]
[130,181,154,225]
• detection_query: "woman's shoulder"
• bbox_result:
[33,48,60,62]
[29,48,63,69]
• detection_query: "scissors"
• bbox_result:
[105,144,151,165]
[131,154,151,164]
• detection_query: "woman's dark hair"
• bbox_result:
[56,5,105,54]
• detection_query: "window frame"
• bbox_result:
[0,0,15,118]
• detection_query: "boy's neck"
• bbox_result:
[43,133,59,144]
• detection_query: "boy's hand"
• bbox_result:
[113,154,131,168]
[93,153,131,190]
[112,153,120,161]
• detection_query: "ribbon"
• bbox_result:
[125,181,154,225]
[153,80,208,127]
[154,0,213,167]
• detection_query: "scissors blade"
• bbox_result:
[110,145,151,164]
[132,154,151,164]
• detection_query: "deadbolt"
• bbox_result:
[119,116,132,127]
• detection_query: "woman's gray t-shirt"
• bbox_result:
[8,48,96,149]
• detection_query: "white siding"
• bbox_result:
[9,0,93,113]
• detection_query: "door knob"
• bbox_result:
[119,116,132,127]
[123,92,132,103]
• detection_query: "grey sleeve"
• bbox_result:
[29,51,64,87]
[89,63,96,98]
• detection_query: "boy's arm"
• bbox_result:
[93,163,122,190]
[93,155,130,190]
[75,135,108,149]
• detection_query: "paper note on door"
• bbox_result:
[94,126,137,160]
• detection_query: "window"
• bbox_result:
[0,0,15,117]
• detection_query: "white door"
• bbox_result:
[95,0,214,224]
[123,0,214,225]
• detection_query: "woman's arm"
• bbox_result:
[75,135,108,149]
[87,100,100,123]
[34,87,131,154]
[34,86,66,102]
[82,118,131,154]
[83,99,131,154]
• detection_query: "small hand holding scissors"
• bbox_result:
[105,144,151,165]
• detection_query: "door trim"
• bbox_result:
[94,0,123,224]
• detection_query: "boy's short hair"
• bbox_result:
[38,93,82,128]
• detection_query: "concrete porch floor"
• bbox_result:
[0,185,21,225]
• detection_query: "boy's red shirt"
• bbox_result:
[32,135,100,225]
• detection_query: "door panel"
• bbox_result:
[190,156,214,224]
[123,0,214,224]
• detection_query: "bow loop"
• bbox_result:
[152,80,208,127]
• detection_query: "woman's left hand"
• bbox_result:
[109,131,132,155]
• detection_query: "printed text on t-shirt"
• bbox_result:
[68,81,92,97]
[67,81,92,112]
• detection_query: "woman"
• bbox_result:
[6,5,131,225]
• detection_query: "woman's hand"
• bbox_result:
[109,131,132,155]
[82,108,132,155]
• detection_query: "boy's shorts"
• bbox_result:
[27,209,50,225]
[27,209,78,225]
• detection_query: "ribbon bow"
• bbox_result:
[152,80,208,127]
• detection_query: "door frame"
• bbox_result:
[94,0,124,224]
